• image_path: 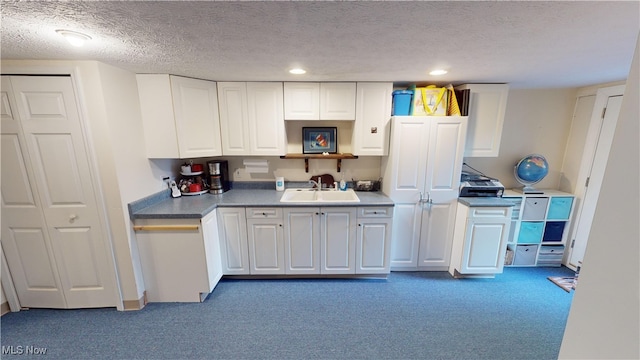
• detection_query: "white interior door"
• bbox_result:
[1,76,117,309]
[568,94,623,268]
[1,79,67,308]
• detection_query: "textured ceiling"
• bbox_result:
[1,1,639,88]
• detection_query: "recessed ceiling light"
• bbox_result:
[289,68,306,75]
[56,29,92,47]
[429,69,448,76]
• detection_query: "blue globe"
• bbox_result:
[514,154,549,189]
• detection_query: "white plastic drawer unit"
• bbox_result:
[246,208,283,219]
[522,197,549,220]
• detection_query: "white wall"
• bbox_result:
[559,32,640,359]
[465,88,577,190]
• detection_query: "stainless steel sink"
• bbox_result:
[280,188,360,203]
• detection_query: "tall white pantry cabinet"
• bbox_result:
[382,116,468,271]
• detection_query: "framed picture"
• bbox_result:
[302,127,337,154]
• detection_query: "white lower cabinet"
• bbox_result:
[448,204,512,277]
[283,207,357,275]
[134,210,223,302]
[217,207,250,275]
[246,208,285,275]
[356,207,394,274]
[219,205,392,277]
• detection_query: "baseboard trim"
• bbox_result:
[122,291,146,311]
[1,301,10,316]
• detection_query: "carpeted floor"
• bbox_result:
[1,266,575,360]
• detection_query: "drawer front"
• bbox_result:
[517,221,544,243]
[522,197,548,220]
[358,207,393,218]
[539,245,565,255]
[513,245,538,265]
[548,197,573,220]
[542,221,566,242]
[246,208,283,219]
[470,207,510,219]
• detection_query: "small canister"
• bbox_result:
[275,177,285,191]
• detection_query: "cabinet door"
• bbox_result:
[356,217,392,274]
[136,74,180,158]
[424,116,467,204]
[417,200,458,270]
[170,75,223,158]
[320,207,357,274]
[389,202,422,269]
[320,83,356,120]
[352,82,393,156]
[382,116,430,202]
[283,208,320,274]
[246,218,285,275]
[246,82,286,155]
[284,82,319,120]
[456,84,508,157]
[201,210,223,293]
[217,82,250,155]
[217,208,249,275]
[459,212,510,274]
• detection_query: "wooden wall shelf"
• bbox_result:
[280,153,358,172]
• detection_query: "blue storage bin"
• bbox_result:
[548,197,573,219]
[392,90,413,115]
[517,221,544,244]
[543,221,566,242]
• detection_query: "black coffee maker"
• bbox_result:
[207,160,230,194]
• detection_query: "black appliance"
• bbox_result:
[208,160,230,194]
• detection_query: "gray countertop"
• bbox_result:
[130,189,395,219]
[458,197,515,207]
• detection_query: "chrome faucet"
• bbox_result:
[309,177,322,190]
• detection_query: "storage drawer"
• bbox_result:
[246,208,283,219]
[548,197,573,220]
[542,221,566,242]
[513,245,538,266]
[517,221,544,243]
[469,207,510,218]
[522,197,548,220]
[358,207,393,218]
[539,245,565,255]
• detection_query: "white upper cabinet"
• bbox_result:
[284,82,356,120]
[283,82,319,120]
[217,82,250,155]
[217,82,286,156]
[246,82,286,155]
[352,82,393,156]
[319,83,356,120]
[136,74,222,159]
[455,84,509,157]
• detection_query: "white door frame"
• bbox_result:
[1,63,124,310]
[565,84,625,270]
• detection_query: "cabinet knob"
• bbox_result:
[69,214,78,223]
[279,224,283,227]
[358,224,362,226]
[262,212,266,216]
[315,212,319,215]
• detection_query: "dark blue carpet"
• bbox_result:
[1,267,575,360]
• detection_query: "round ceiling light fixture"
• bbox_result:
[289,68,306,75]
[55,29,92,47]
[429,69,448,76]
